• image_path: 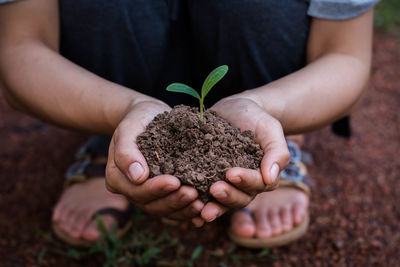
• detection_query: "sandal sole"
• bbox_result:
[227,212,310,248]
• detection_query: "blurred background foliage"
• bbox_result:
[374,0,400,35]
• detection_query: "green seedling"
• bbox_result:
[166,65,229,122]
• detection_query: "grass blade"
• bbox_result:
[191,245,203,261]
[37,247,47,265]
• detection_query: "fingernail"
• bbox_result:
[213,191,227,199]
[270,163,280,183]
[128,162,144,182]
[229,176,241,183]
[208,215,217,222]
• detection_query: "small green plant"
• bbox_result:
[166,65,229,122]
[374,0,400,33]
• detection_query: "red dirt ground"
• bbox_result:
[0,31,399,266]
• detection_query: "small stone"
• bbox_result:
[204,133,213,141]
[161,161,175,174]
[151,165,161,176]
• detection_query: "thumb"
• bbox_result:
[111,115,150,185]
[255,117,290,185]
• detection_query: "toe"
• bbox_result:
[52,201,64,223]
[280,205,293,232]
[268,209,283,236]
[58,206,74,232]
[82,220,101,242]
[53,200,92,240]
[82,215,116,242]
[254,211,272,238]
[72,208,94,238]
[63,210,83,239]
[230,210,256,238]
[293,202,307,225]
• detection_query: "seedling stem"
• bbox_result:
[166,65,228,122]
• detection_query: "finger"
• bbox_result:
[111,117,150,185]
[210,181,252,209]
[192,217,205,228]
[106,163,180,204]
[200,201,229,223]
[254,116,290,185]
[226,167,275,194]
[142,186,198,216]
[167,200,205,220]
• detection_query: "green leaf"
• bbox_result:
[166,83,200,99]
[257,248,271,257]
[190,245,203,261]
[37,247,47,264]
[201,65,228,99]
[67,248,83,258]
[141,248,161,264]
[107,224,118,245]
[96,214,107,234]
[230,254,240,264]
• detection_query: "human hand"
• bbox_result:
[105,98,204,221]
[192,94,289,226]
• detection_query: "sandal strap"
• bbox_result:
[280,178,311,197]
[287,140,313,165]
[74,136,110,160]
[94,204,135,228]
[64,142,108,188]
[280,141,312,197]
[64,158,107,188]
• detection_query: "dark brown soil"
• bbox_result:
[0,31,399,266]
[137,105,263,202]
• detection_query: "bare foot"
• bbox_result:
[230,187,309,238]
[52,178,129,242]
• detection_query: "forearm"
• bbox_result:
[245,51,370,134]
[240,9,374,135]
[0,40,151,134]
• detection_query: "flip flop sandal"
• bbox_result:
[228,141,312,248]
[52,146,134,248]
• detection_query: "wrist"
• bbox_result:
[116,92,167,127]
[103,88,155,133]
[236,88,285,122]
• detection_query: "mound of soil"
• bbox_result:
[137,105,263,202]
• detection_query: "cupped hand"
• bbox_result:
[194,94,290,226]
[105,99,204,221]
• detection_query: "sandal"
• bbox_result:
[52,140,134,247]
[228,141,312,248]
